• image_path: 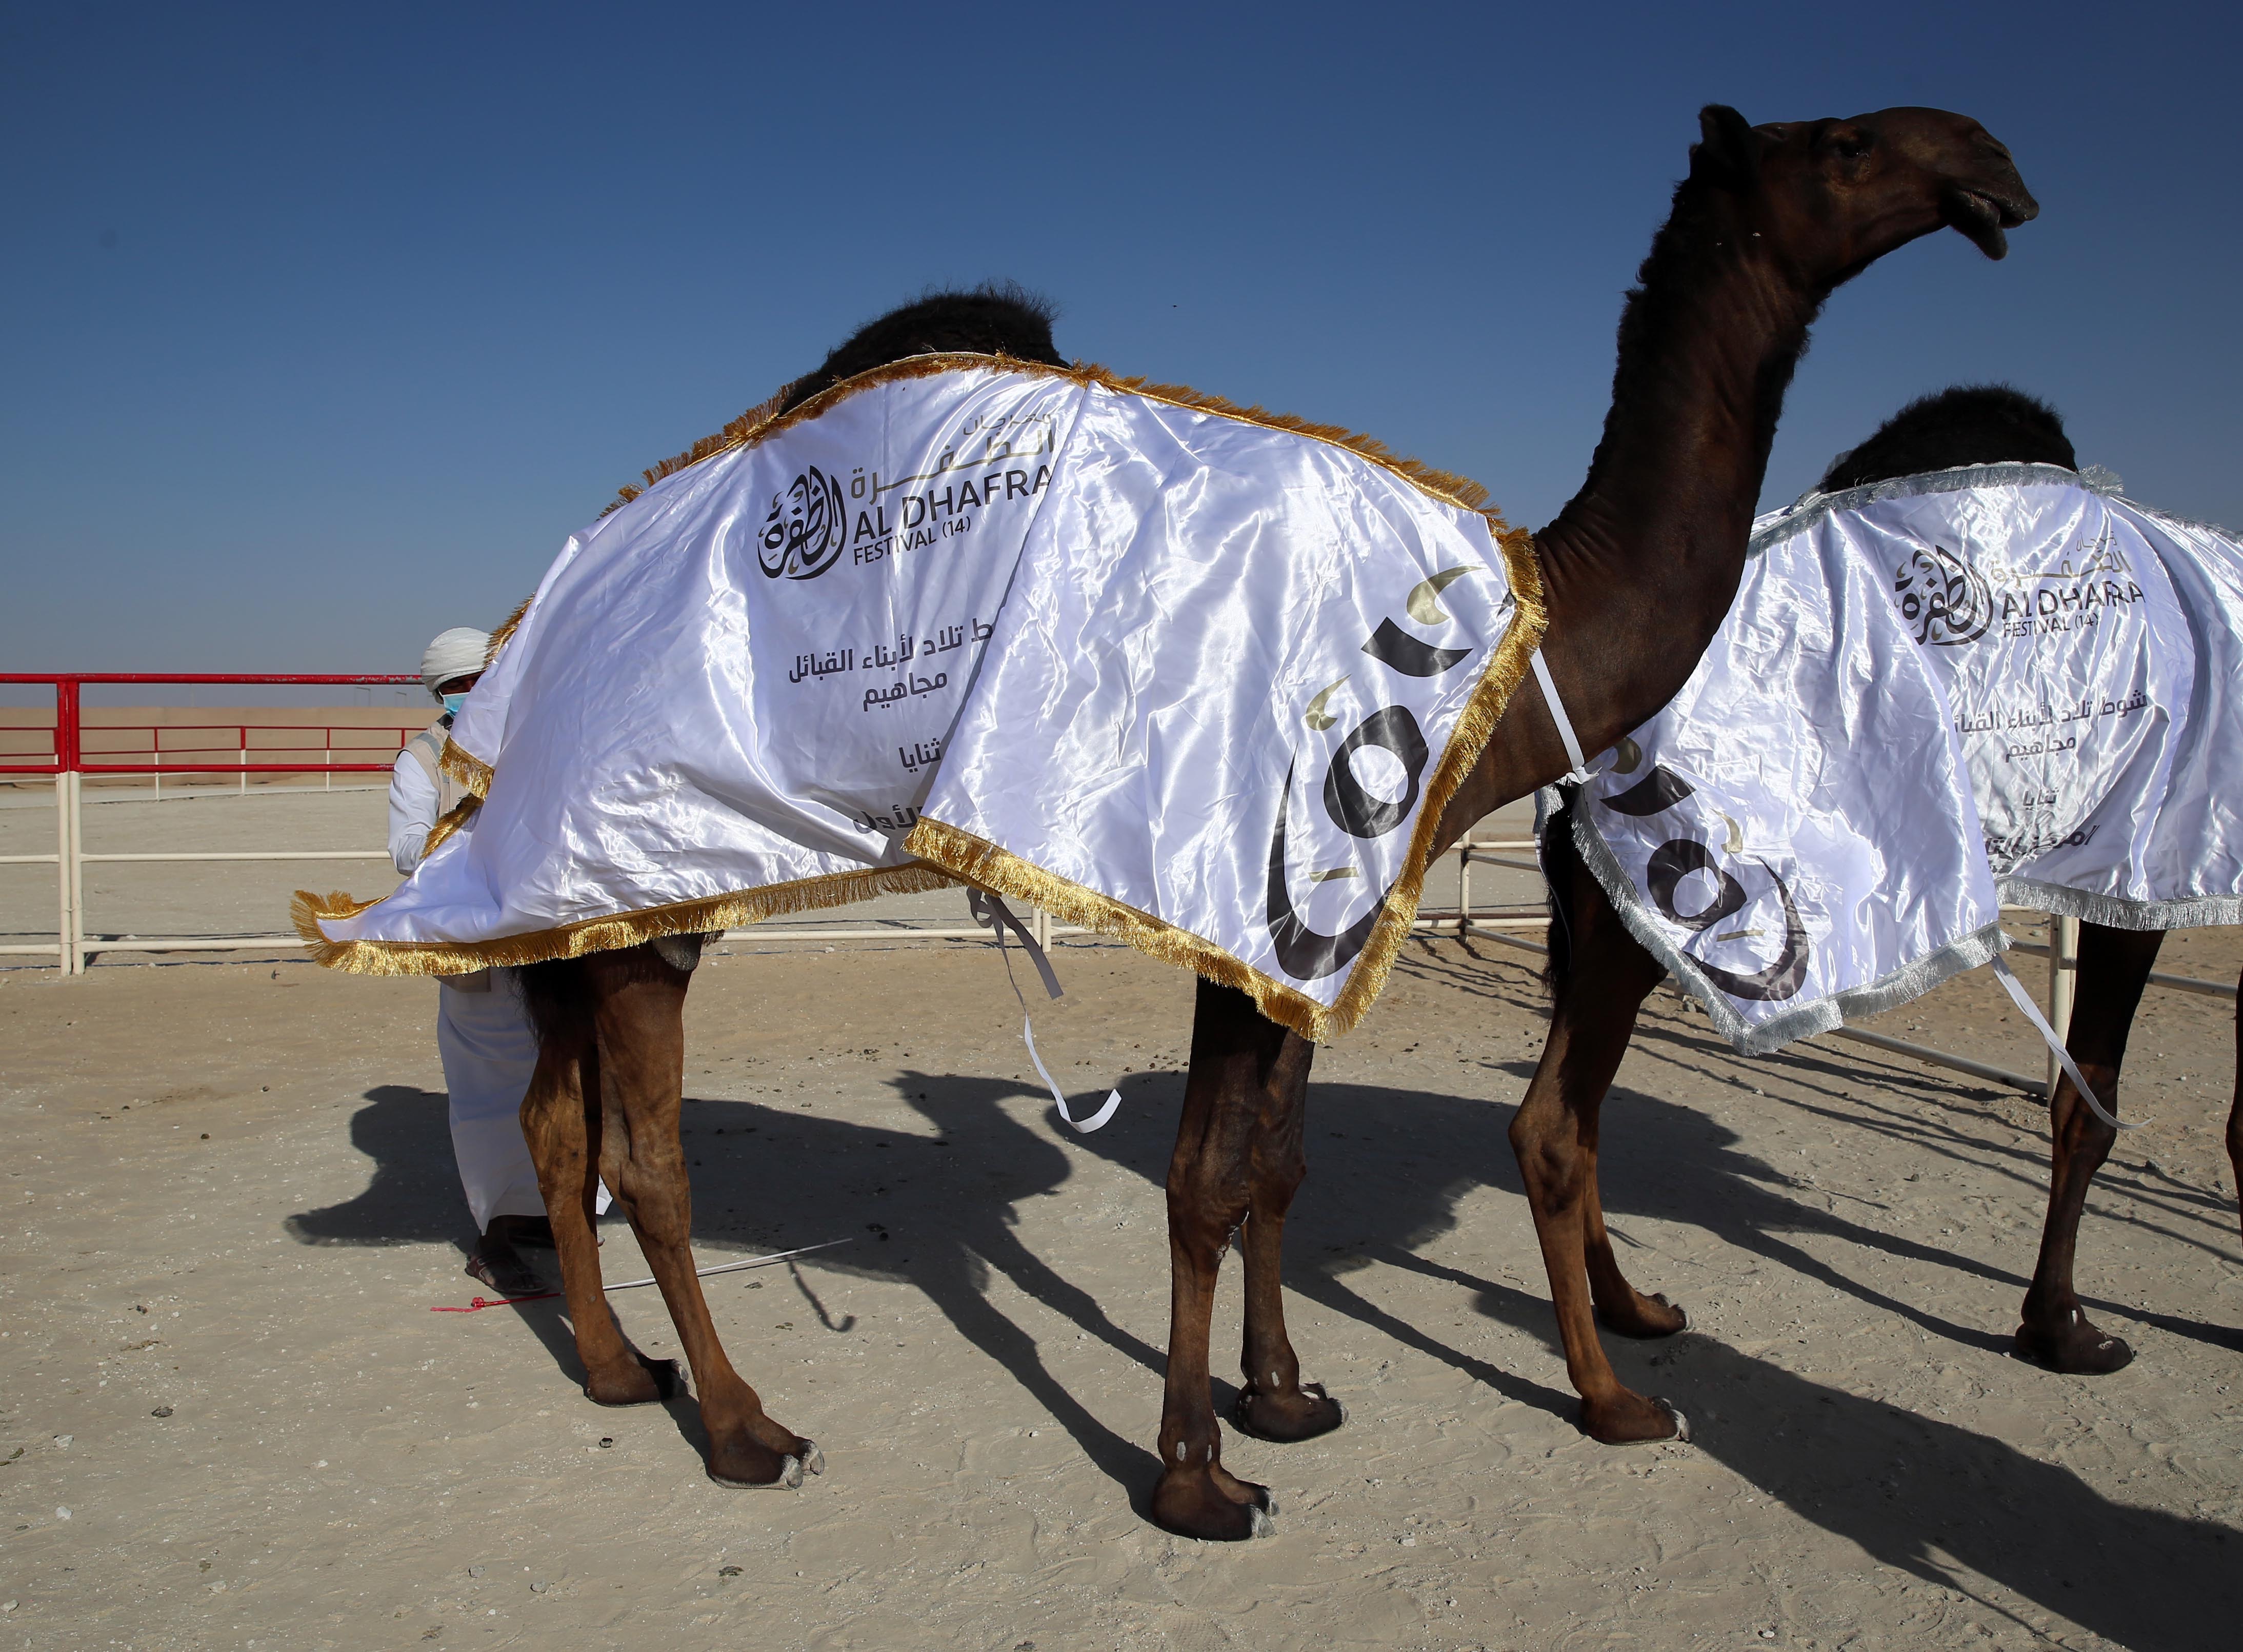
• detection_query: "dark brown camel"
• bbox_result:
[506,108,2037,1541]
[1526,384,2243,1416]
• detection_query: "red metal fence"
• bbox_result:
[1,673,425,779]
[1,674,424,971]
[10,675,2217,1107]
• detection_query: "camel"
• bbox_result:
[1526,384,2243,1419]
[503,106,2037,1542]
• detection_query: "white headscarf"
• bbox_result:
[420,628,491,697]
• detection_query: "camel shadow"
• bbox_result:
[1060,1070,2242,1643]
[283,1065,2242,1637]
[281,1071,1175,1514]
[1619,1014,2243,1357]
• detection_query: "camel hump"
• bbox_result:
[782,281,1066,413]
[1821,384,2077,492]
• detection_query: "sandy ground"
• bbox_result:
[2,794,2241,1650]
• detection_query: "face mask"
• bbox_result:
[441,693,467,717]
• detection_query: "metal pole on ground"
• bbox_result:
[54,678,83,977]
[53,776,73,975]
[65,771,84,974]
[2047,914,2079,1100]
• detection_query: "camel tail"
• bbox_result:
[1536,790,1582,999]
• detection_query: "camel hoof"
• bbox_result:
[583,1355,682,1407]
[1598,1292,1689,1340]
[1581,1389,1686,1445]
[1656,1398,1691,1443]
[711,1452,804,1491]
[1149,1471,1277,1542]
[1230,1381,1347,1444]
[2014,1320,2136,1376]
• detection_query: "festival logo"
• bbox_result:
[762,411,1061,583]
[1892,542,1992,646]
[759,467,849,580]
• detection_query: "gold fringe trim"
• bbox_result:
[417,793,480,860]
[294,862,962,977]
[604,381,798,517]
[1069,362,1498,518]
[338,356,1541,1015]
[1313,528,1546,1033]
[906,815,1335,1037]
[423,600,531,809]
[439,739,492,801]
[600,354,1511,530]
[905,531,1548,1042]
[485,595,534,668]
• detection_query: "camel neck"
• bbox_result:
[1533,218,1824,752]
[1432,202,1834,845]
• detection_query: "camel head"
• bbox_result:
[1690,104,2038,283]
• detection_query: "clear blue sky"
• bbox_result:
[4,1,2235,673]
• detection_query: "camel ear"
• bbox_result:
[1691,104,1760,189]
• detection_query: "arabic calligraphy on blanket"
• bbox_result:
[1570,467,2243,1055]
[299,360,1547,1040]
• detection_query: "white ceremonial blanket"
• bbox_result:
[299,359,1545,1039]
[1569,465,2243,1054]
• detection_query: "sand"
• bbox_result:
[3,911,2241,1650]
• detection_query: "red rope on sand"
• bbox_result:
[431,1292,560,1313]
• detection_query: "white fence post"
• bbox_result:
[1457,843,1472,935]
[2046,913,2079,1099]
[57,771,84,976]
[54,776,71,973]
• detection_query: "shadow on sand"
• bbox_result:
[286,1039,2240,1641]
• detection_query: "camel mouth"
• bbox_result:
[1942,187,2023,260]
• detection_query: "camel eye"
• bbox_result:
[1826,129,1872,161]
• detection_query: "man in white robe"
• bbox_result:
[391,627,600,1294]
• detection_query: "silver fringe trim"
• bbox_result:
[2112,494,2243,544]
[1772,465,2241,565]
[1568,799,2008,1058]
[1754,462,2099,559]
[1998,876,2243,934]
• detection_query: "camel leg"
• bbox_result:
[1230,1023,1346,1444]
[583,946,818,1488]
[2229,965,2243,1251]
[1581,1107,1690,1340]
[518,1010,679,1404]
[1152,980,1289,1541]
[1514,833,1686,1443]
[2016,922,2162,1373]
